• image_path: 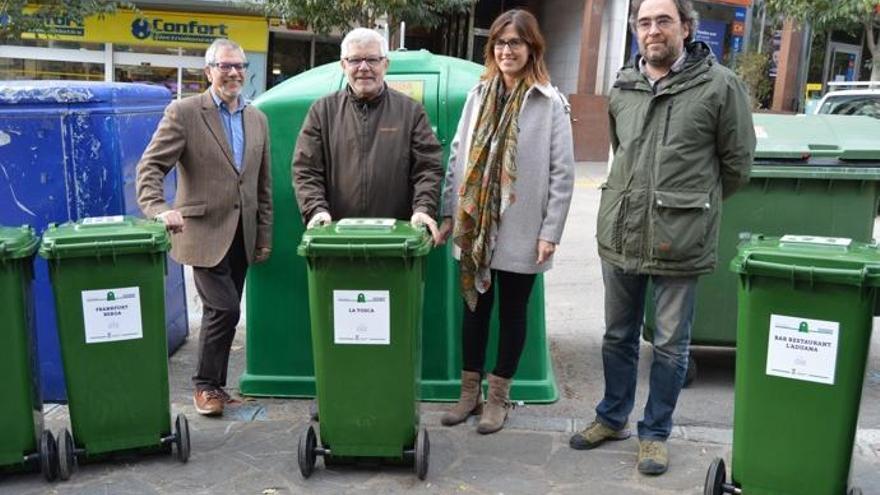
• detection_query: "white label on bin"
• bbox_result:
[81,215,124,225]
[81,287,143,344]
[333,290,390,345]
[766,314,839,385]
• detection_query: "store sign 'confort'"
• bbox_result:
[131,18,229,44]
[17,8,267,52]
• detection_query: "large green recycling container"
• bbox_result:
[646,114,880,351]
[40,216,178,459]
[240,50,557,402]
[298,219,430,467]
[722,234,877,495]
[0,225,54,477]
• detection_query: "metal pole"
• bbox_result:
[400,21,406,50]
[757,2,767,53]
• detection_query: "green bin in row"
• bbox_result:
[295,219,431,479]
[705,234,875,495]
[0,225,57,481]
[39,216,189,480]
[645,114,880,381]
[240,50,557,403]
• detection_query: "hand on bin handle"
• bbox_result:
[155,210,184,234]
[411,212,441,246]
[307,211,332,229]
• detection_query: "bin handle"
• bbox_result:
[302,240,416,257]
[742,257,876,286]
[43,237,159,256]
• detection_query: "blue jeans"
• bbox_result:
[594,260,697,441]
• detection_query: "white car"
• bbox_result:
[812,81,880,119]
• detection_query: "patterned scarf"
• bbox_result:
[454,76,527,311]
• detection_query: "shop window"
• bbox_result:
[0,58,103,81]
[314,41,338,67]
[114,65,206,98]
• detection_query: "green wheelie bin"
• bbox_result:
[705,234,877,495]
[39,216,189,480]
[296,219,432,479]
[0,225,57,481]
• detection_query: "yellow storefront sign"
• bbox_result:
[20,8,268,52]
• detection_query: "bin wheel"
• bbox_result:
[298,424,317,478]
[175,414,191,463]
[414,427,429,480]
[39,430,58,482]
[848,488,863,495]
[57,428,77,481]
[703,457,725,495]
[684,358,697,388]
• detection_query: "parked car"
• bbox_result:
[811,81,880,119]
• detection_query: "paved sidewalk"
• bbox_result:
[2,162,878,494]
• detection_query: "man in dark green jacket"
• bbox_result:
[569,0,755,475]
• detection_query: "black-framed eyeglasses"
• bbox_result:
[636,16,677,32]
[209,62,250,73]
[494,38,527,51]
[343,56,386,68]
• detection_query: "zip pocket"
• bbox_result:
[662,100,674,145]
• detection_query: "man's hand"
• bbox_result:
[306,211,332,229]
[411,212,441,246]
[536,239,556,265]
[437,217,453,246]
[254,247,272,263]
[155,210,184,234]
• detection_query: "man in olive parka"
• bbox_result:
[569,0,756,476]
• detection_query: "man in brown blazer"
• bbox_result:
[136,38,273,417]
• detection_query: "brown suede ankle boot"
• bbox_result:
[441,370,483,426]
[477,373,512,434]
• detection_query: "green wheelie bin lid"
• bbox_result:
[753,114,880,162]
[39,215,169,259]
[0,225,39,260]
[298,219,432,259]
[731,234,880,287]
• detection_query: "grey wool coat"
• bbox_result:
[441,81,575,274]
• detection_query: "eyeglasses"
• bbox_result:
[636,16,678,32]
[343,56,386,68]
[494,38,527,51]
[209,62,249,73]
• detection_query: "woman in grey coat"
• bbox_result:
[437,8,575,435]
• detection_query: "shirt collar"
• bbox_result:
[638,46,688,82]
[209,88,247,112]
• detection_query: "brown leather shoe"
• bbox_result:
[193,388,225,416]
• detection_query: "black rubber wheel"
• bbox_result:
[704,457,725,495]
[175,414,191,463]
[848,487,863,495]
[39,430,58,482]
[57,428,77,481]
[683,358,697,388]
[298,424,317,478]
[414,427,429,480]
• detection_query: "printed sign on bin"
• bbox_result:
[333,290,390,345]
[766,314,839,385]
[81,287,144,343]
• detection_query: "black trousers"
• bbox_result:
[461,270,537,379]
[191,225,247,391]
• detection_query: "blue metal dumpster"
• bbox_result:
[0,81,188,401]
